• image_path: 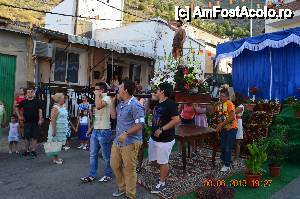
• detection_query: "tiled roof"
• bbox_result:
[277,0,300,11]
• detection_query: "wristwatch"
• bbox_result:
[160,127,164,132]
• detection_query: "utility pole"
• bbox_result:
[74,0,79,35]
[250,0,253,37]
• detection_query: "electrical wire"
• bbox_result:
[0,2,145,22]
[95,0,148,20]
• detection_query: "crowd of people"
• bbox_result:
[110,75,145,94]
[0,79,245,198]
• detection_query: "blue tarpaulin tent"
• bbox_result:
[216,27,300,100]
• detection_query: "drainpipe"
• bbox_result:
[34,59,40,86]
[88,47,94,88]
[31,28,40,86]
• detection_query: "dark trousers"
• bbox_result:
[220,129,237,167]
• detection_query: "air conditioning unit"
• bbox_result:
[33,40,54,58]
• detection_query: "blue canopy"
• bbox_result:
[216,27,300,100]
[216,26,300,64]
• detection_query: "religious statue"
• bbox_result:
[168,20,186,61]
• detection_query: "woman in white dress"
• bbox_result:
[234,97,244,159]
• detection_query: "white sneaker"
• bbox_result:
[220,165,230,172]
[77,144,84,149]
[63,146,70,150]
[82,145,87,150]
[151,182,166,194]
[99,176,112,182]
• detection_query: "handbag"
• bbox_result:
[44,137,63,157]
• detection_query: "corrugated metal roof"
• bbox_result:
[33,27,68,39]
[33,27,156,59]
[0,27,31,35]
[68,34,156,59]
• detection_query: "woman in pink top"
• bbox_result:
[179,104,196,153]
[193,104,208,127]
[179,104,195,125]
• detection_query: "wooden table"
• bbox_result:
[175,125,218,173]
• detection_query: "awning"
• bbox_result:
[216,26,300,65]
[68,34,156,59]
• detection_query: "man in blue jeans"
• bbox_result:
[216,88,238,172]
[80,82,113,183]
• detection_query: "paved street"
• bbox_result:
[0,137,158,199]
[1,134,300,199]
[270,176,300,199]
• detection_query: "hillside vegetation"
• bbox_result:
[0,0,62,25]
[0,0,266,39]
[123,0,266,39]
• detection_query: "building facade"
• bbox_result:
[265,0,300,33]
[45,0,124,38]
[187,25,230,74]
[94,18,206,80]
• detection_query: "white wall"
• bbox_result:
[218,57,232,74]
[0,30,29,90]
[45,0,76,34]
[95,20,206,73]
[77,0,123,38]
[45,0,123,36]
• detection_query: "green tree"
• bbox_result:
[138,3,145,10]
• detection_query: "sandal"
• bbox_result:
[80,176,95,183]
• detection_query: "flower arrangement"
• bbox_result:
[174,66,207,92]
[174,49,208,93]
[243,96,253,104]
[150,54,178,89]
[151,49,208,93]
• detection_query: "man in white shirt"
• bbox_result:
[80,82,113,183]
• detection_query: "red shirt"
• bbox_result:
[15,96,25,111]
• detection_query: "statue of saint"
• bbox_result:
[168,20,186,60]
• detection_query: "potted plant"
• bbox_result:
[258,123,288,177]
[293,101,300,118]
[143,114,152,148]
[244,96,256,112]
[245,143,267,188]
[285,96,296,105]
[267,137,287,177]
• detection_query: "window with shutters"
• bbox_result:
[54,49,79,83]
